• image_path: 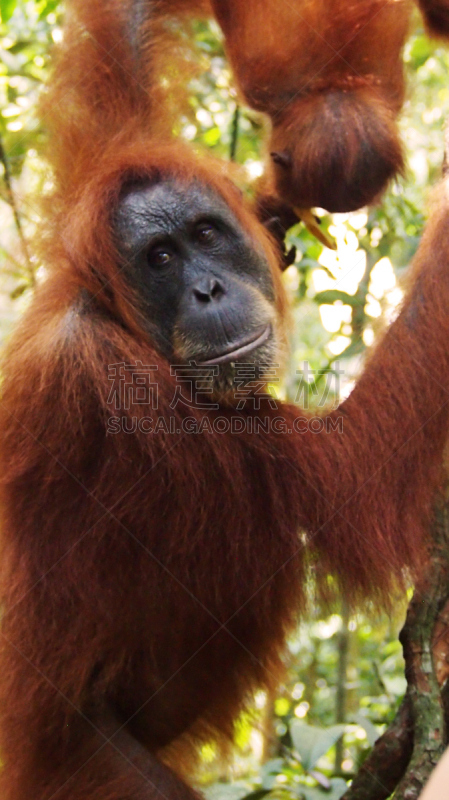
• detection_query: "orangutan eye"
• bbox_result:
[147,245,175,268]
[195,223,218,244]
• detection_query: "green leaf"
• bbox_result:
[313,291,361,307]
[10,283,28,300]
[38,0,60,18]
[309,770,331,789]
[354,712,379,747]
[205,783,254,800]
[0,0,16,23]
[239,790,272,800]
[203,127,221,146]
[290,721,346,770]
[8,40,33,54]
[301,778,348,800]
[408,34,433,68]
[260,759,284,789]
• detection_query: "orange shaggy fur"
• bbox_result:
[210,0,413,211]
[0,1,449,798]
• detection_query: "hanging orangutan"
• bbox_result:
[209,0,449,212]
[209,0,412,212]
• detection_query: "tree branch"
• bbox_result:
[341,493,449,800]
[0,134,35,285]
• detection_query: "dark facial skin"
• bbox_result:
[115,180,281,391]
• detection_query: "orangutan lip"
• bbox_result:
[199,325,271,366]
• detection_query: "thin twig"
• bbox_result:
[0,133,35,285]
[229,104,240,162]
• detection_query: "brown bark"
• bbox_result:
[341,493,449,800]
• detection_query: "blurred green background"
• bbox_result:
[0,2,448,797]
